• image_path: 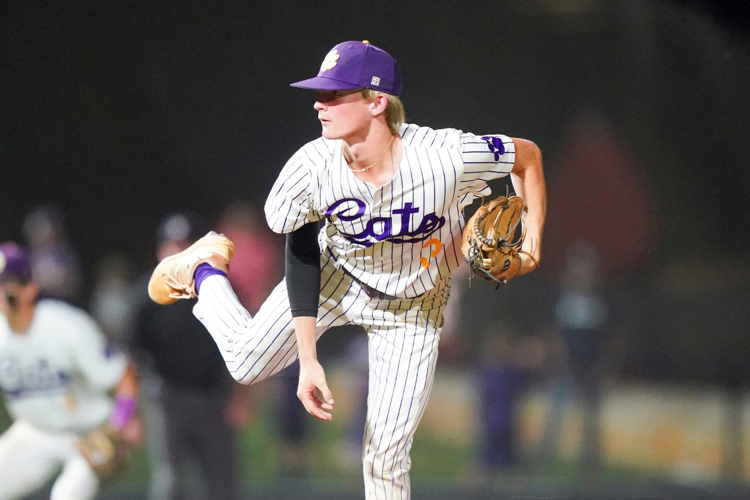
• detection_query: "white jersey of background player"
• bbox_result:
[0,242,139,500]
[148,40,546,500]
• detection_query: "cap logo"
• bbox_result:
[320,49,340,72]
[371,76,381,86]
[0,254,5,274]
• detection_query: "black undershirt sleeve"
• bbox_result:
[285,221,321,318]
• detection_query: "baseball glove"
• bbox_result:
[75,425,131,478]
[461,193,535,286]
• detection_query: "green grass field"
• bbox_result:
[7,400,749,500]
[0,394,474,488]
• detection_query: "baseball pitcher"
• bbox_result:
[148,40,546,500]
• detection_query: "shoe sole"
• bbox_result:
[147,232,234,305]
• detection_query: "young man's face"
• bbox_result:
[0,281,27,315]
[314,89,373,141]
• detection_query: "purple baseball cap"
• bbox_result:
[290,40,403,97]
[0,242,32,284]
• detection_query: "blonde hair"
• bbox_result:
[361,89,405,135]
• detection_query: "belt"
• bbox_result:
[356,279,400,301]
[334,258,399,301]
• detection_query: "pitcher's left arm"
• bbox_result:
[510,138,546,275]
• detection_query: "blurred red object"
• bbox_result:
[218,201,284,315]
[542,113,658,279]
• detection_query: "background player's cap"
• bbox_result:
[290,40,403,97]
[0,242,32,284]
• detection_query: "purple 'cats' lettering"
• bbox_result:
[326,198,445,247]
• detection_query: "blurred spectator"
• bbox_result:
[536,331,571,466]
[473,330,547,477]
[0,242,140,500]
[126,213,247,500]
[89,253,135,343]
[22,206,83,304]
[539,240,609,472]
[218,201,283,315]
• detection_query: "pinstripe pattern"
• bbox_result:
[192,256,449,500]
[196,122,514,499]
[265,123,515,299]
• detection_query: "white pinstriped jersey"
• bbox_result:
[265,123,516,298]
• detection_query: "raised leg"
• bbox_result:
[192,275,301,385]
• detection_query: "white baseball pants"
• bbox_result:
[0,420,98,500]
[193,256,450,500]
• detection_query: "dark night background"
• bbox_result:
[2,0,749,364]
[2,0,747,261]
[5,0,749,381]
[1,0,750,496]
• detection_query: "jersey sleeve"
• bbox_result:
[68,310,128,391]
[457,133,516,199]
[265,142,326,234]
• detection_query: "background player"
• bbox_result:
[148,40,546,499]
[0,242,139,500]
[127,214,246,500]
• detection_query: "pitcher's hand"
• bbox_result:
[297,360,335,421]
